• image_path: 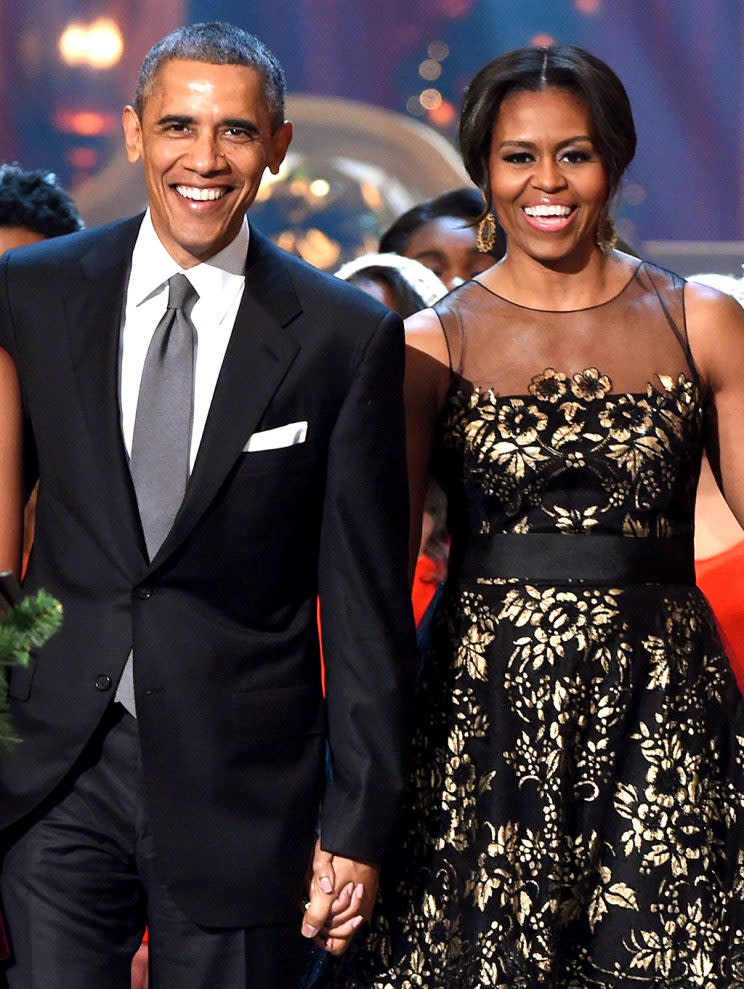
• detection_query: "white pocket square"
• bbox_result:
[243,421,308,452]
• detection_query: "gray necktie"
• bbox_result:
[116,273,198,716]
[131,272,198,558]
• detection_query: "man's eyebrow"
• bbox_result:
[155,114,196,127]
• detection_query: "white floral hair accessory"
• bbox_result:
[335,252,448,308]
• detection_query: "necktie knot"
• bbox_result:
[167,273,198,313]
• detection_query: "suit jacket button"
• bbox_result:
[135,586,152,600]
[95,674,112,691]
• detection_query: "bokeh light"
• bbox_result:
[406,95,425,117]
[427,40,450,61]
[440,0,474,17]
[419,88,443,111]
[531,32,557,46]
[58,18,123,70]
[574,0,602,12]
[419,59,443,81]
[309,178,331,198]
[54,109,119,136]
[67,147,99,170]
[427,99,457,128]
[624,183,647,206]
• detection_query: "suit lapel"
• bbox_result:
[63,215,148,576]
[147,227,302,571]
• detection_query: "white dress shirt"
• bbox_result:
[120,210,249,471]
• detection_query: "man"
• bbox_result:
[0,23,415,989]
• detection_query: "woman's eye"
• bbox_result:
[560,149,593,164]
[503,152,534,165]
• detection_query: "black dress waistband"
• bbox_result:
[458,533,696,585]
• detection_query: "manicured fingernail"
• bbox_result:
[302,923,318,938]
[320,876,333,894]
[354,883,364,898]
[345,882,354,896]
[351,915,364,929]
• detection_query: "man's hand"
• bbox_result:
[301,839,379,956]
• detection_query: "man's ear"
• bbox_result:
[122,106,143,164]
[268,121,292,175]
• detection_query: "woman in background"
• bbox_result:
[335,253,449,640]
[0,349,22,577]
[379,188,506,291]
[335,253,446,318]
[0,346,24,966]
[343,44,744,988]
[689,272,744,691]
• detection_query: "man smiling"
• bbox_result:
[0,22,415,989]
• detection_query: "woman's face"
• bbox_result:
[487,86,609,265]
[403,216,494,290]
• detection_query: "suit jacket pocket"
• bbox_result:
[237,439,319,476]
[7,653,37,701]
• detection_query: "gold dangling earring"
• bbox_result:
[596,213,618,253]
[476,212,497,253]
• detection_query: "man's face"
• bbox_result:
[122,59,292,268]
[0,227,45,255]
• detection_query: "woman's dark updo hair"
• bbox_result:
[459,45,636,212]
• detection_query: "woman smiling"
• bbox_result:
[341,44,744,989]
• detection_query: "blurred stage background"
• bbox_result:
[1,0,742,273]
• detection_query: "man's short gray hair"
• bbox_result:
[133,22,286,130]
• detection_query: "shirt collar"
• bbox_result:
[128,210,250,324]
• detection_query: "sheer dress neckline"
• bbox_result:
[472,259,645,314]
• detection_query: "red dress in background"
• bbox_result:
[696,539,744,691]
[411,554,446,627]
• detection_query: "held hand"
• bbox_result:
[301,842,379,956]
[301,840,337,941]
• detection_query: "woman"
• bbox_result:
[687,274,744,692]
[341,45,744,987]
[335,252,447,318]
[334,254,449,639]
[695,455,744,689]
[0,345,24,964]
[379,188,506,291]
[0,348,22,577]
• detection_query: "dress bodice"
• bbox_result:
[433,263,705,548]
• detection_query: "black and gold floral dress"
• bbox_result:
[342,262,744,988]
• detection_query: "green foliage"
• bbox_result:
[0,590,62,749]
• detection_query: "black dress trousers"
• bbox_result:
[1,705,311,989]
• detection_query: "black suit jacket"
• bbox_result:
[0,216,416,927]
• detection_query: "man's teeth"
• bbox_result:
[176,186,228,201]
[524,204,572,218]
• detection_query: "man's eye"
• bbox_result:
[165,124,191,135]
[224,128,252,140]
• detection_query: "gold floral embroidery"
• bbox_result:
[571,366,612,400]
